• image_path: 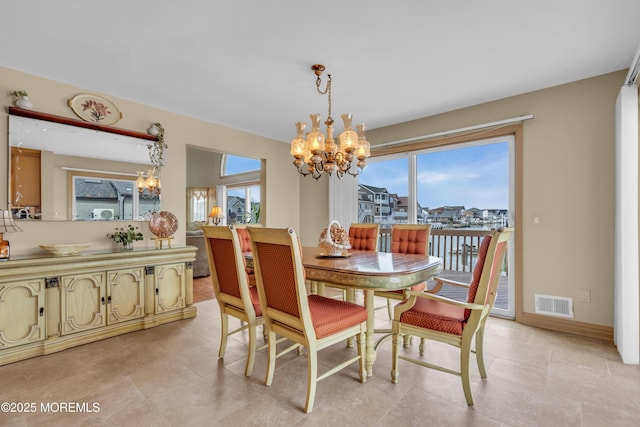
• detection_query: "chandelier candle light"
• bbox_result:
[290,64,371,179]
[136,123,166,195]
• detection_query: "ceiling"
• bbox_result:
[3,1,640,143]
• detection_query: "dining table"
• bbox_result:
[300,247,442,376]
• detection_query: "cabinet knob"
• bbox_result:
[39,307,44,317]
[108,295,112,303]
[101,297,106,305]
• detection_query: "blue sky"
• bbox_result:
[358,142,509,210]
[225,154,260,175]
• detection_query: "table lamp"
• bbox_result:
[208,206,224,225]
[0,210,23,261]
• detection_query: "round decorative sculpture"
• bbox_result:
[318,220,351,256]
[148,211,178,238]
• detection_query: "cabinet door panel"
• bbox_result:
[61,273,106,335]
[107,268,144,324]
[155,263,186,314]
[0,280,45,349]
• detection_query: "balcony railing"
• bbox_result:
[378,227,494,273]
[378,226,510,312]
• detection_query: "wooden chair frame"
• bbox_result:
[202,225,264,376]
[248,227,367,413]
[390,227,513,406]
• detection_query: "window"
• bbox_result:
[187,187,215,223]
[222,154,260,176]
[225,183,260,224]
[357,156,408,225]
[71,173,159,221]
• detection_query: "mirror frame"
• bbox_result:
[8,106,158,220]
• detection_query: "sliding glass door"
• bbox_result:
[358,136,515,318]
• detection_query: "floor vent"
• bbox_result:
[534,294,573,318]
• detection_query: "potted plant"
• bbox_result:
[11,90,33,109]
[107,224,144,250]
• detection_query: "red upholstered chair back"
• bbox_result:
[202,225,255,315]
[348,224,380,251]
[464,234,508,317]
[390,224,431,255]
[235,227,253,253]
[248,227,310,333]
[209,237,243,298]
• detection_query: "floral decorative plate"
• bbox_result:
[68,93,122,125]
[148,211,178,238]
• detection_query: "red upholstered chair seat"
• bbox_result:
[399,297,466,336]
[308,295,368,338]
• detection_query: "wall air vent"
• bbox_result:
[535,294,573,318]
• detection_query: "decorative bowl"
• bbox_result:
[148,211,178,238]
[318,220,351,256]
[39,243,92,256]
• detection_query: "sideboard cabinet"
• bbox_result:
[0,246,197,366]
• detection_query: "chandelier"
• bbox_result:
[290,64,371,179]
[136,123,166,196]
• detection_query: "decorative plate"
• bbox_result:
[39,243,92,256]
[148,211,179,238]
[68,93,122,125]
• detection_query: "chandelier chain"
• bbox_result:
[316,74,333,123]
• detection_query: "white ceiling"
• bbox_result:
[2,1,640,143]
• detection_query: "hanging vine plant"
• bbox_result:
[147,122,167,167]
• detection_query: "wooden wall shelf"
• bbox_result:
[8,106,158,141]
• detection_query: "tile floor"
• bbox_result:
[1,292,639,426]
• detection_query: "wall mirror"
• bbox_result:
[8,108,160,221]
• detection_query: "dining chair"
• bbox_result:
[202,224,264,376]
[390,227,513,406]
[234,223,262,286]
[248,226,367,413]
[375,223,431,318]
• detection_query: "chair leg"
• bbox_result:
[218,312,229,359]
[391,331,401,383]
[386,298,393,319]
[304,348,318,413]
[245,321,257,376]
[419,337,425,356]
[358,330,367,383]
[460,340,474,406]
[475,326,487,379]
[345,288,357,348]
[265,329,277,386]
[402,334,412,348]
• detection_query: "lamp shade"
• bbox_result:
[209,206,223,218]
[0,210,22,233]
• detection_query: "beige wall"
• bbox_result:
[1,65,626,328]
[0,67,300,256]
[366,70,626,327]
